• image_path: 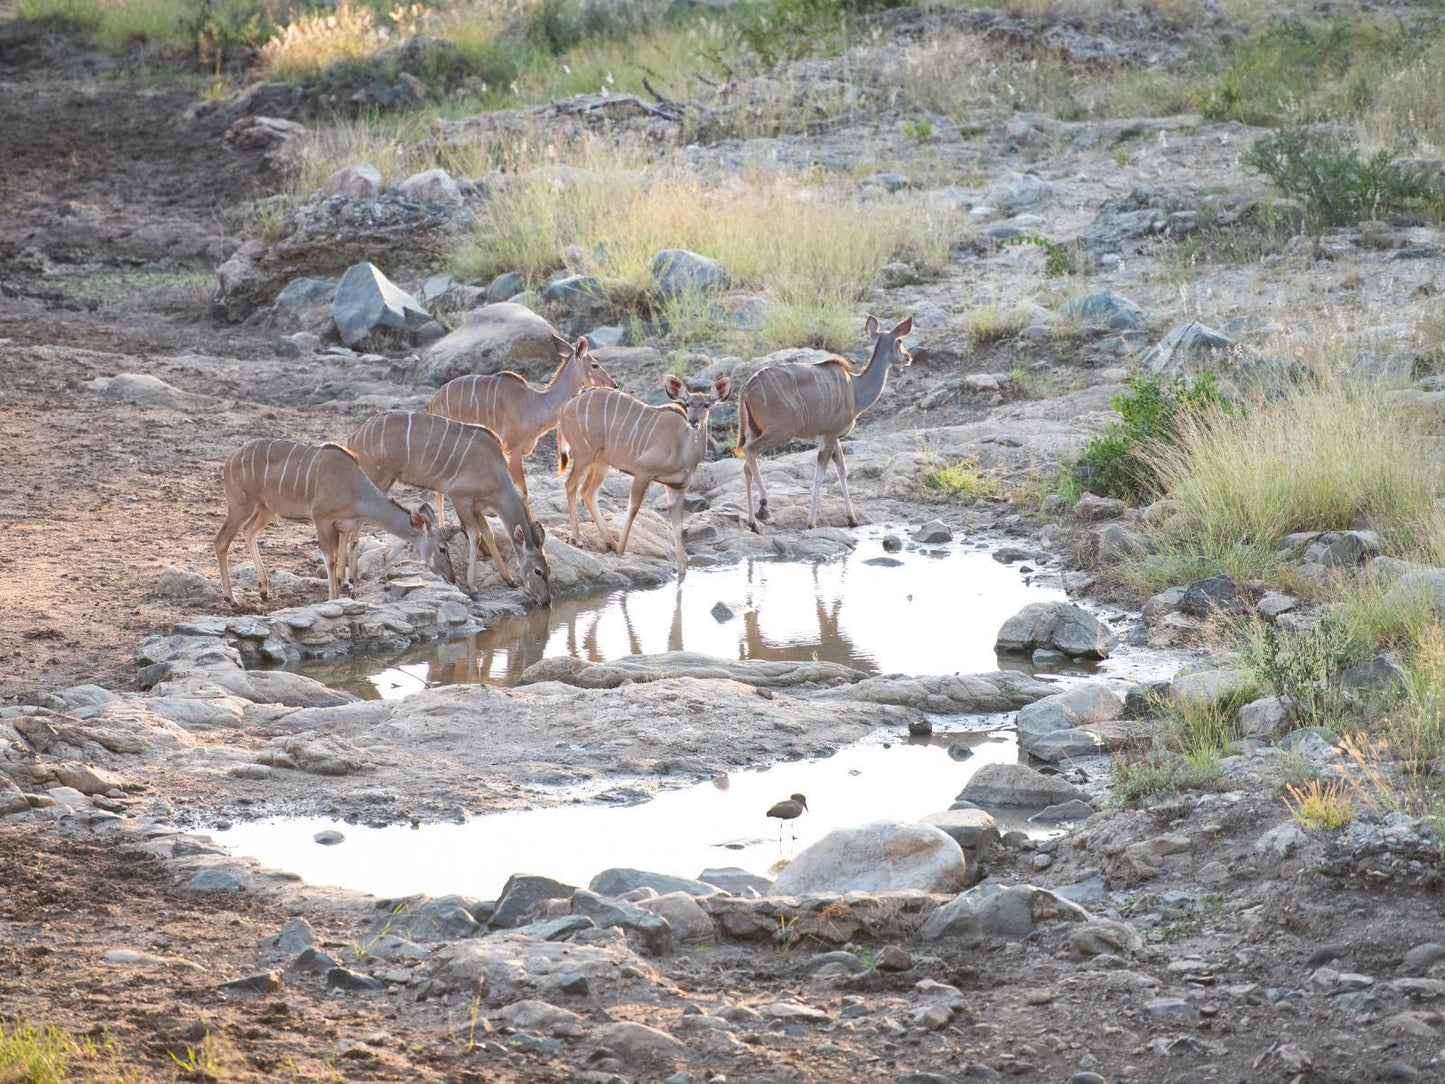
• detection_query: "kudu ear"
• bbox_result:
[663,373,688,401]
[410,510,426,530]
[551,332,573,357]
[417,502,438,528]
[712,377,732,402]
[893,315,914,337]
[535,521,546,542]
[512,523,527,548]
[864,314,880,336]
[575,335,589,355]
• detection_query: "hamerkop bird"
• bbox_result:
[767,793,808,843]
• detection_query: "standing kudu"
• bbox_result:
[737,315,914,530]
[427,333,617,512]
[345,412,551,602]
[557,375,732,578]
[214,439,452,605]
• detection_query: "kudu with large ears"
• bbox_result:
[736,314,913,530]
[345,412,551,603]
[214,439,453,605]
[556,375,732,578]
[427,332,616,512]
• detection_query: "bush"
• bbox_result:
[737,0,911,65]
[1243,610,1366,730]
[1072,372,1230,502]
[1242,127,1445,229]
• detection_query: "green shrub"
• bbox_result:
[1242,127,1445,229]
[997,231,1074,275]
[1243,610,1367,730]
[736,0,910,65]
[1072,372,1230,502]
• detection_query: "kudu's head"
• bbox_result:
[552,332,618,390]
[663,374,732,431]
[409,503,456,584]
[513,520,552,605]
[864,314,914,368]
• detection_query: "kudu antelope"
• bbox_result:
[345,412,551,602]
[557,375,732,578]
[427,333,616,511]
[214,438,451,605]
[737,315,914,530]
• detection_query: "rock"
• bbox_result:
[394,168,463,205]
[698,867,772,896]
[0,777,29,816]
[589,869,721,898]
[1257,592,1299,620]
[920,809,1000,856]
[220,971,283,995]
[273,275,336,316]
[1097,522,1151,561]
[1070,919,1142,956]
[52,764,123,795]
[375,895,480,941]
[494,999,584,1037]
[1072,493,1125,520]
[710,601,734,622]
[912,1003,953,1029]
[275,917,315,955]
[1030,799,1096,824]
[996,601,1118,659]
[322,163,381,199]
[1180,576,1238,617]
[327,967,383,991]
[1140,320,1235,375]
[922,883,1091,942]
[571,890,675,956]
[908,717,934,737]
[896,1074,955,1084]
[1171,667,1251,709]
[1401,943,1445,976]
[1332,991,1385,1013]
[330,261,430,349]
[486,271,526,302]
[1068,1075,1108,1084]
[882,534,902,552]
[595,1021,685,1062]
[983,171,1054,214]
[1016,682,1123,751]
[293,947,340,972]
[413,302,560,384]
[313,829,344,845]
[1254,821,1307,857]
[959,763,1087,812]
[808,950,862,973]
[652,249,731,298]
[638,892,715,946]
[275,332,320,357]
[769,821,966,896]
[912,520,953,543]
[492,875,577,929]
[1305,530,1382,566]
[1060,290,1147,330]
[1380,1062,1420,1083]
[187,870,242,892]
[1342,654,1408,697]
[559,971,590,995]
[1239,695,1295,742]
[1122,835,1192,879]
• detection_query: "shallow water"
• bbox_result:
[289,529,1082,699]
[218,727,1043,900]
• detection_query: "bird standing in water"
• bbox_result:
[767,793,808,845]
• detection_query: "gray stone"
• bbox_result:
[1016,682,1123,750]
[1073,493,1125,520]
[1170,668,1252,709]
[376,895,480,941]
[710,601,735,623]
[273,276,336,316]
[414,302,560,384]
[313,829,344,846]
[1059,290,1147,330]
[559,971,590,995]
[1305,530,1382,566]
[187,870,242,892]
[1257,592,1299,619]
[327,967,383,991]
[1142,586,1187,625]
[1140,320,1235,375]
[220,971,282,995]
[652,249,731,298]
[394,168,463,206]
[321,163,381,198]
[293,947,339,972]
[1029,799,1095,824]
[1342,654,1408,697]
[959,763,1087,812]
[1180,576,1239,617]
[769,821,966,896]
[912,520,953,543]
[275,332,320,357]
[589,868,721,899]
[1031,649,1065,666]
[638,892,715,946]
[919,809,1000,855]
[1331,991,1385,1013]
[492,875,577,929]
[1239,695,1295,742]
[809,950,863,973]
[486,271,526,303]
[1401,943,1445,976]
[983,171,1054,214]
[922,883,1091,942]
[1068,1075,1107,1084]
[275,917,315,955]
[595,1021,685,1061]
[996,601,1118,659]
[1097,522,1150,561]
[331,261,430,348]
[698,867,772,896]
[571,889,675,956]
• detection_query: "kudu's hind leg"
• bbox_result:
[314,518,343,601]
[581,463,613,552]
[806,440,834,530]
[240,508,274,601]
[214,503,251,605]
[831,440,858,528]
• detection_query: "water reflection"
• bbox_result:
[287,533,1070,700]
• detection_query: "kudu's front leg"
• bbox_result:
[666,484,688,579]
[615,474,652,557]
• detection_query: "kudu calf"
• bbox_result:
[214,438,451,605]
[346,412,550,602]
[557,375,731,578]
[427,333,616,509]
[737,314,914,530]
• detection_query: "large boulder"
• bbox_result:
[957,762,1088,813]
[491,874,577,929]
[995,601,1118,659]
[1059,290,1147,330]
[413,303,561,384]
[651,249,731,298]
[1140,320,1235,375]
[637,892,715,946]
[1383,569,1445,616]
[331,262,431,348]
[768,821,966,896]
[981,171,1054,214]
[589,869,722,898]
[1016,682,1124,758]
[322,163,382,199]
[922,883,1092,942]
[394,168,463,206]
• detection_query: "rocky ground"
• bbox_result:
[5,7,1445,1083]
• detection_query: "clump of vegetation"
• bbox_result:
[998,232,1075,275]
[1379,626,1445,780]
[964,302,1029,345]
[1243,611,1365,730]
[0,1017,121,1084]
[1072,372,1230,502]
[1284,778,1354,830]
[902,118,933,142]
[1111,750,1223,807]
[920,457,1001,501]
[1242,127,1445,229]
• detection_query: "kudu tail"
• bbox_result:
[735,397,750,457]
[557,434,571,474]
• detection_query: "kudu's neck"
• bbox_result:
[356,481,423,544]
[852,336,896,415]
[538,354,586,415]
